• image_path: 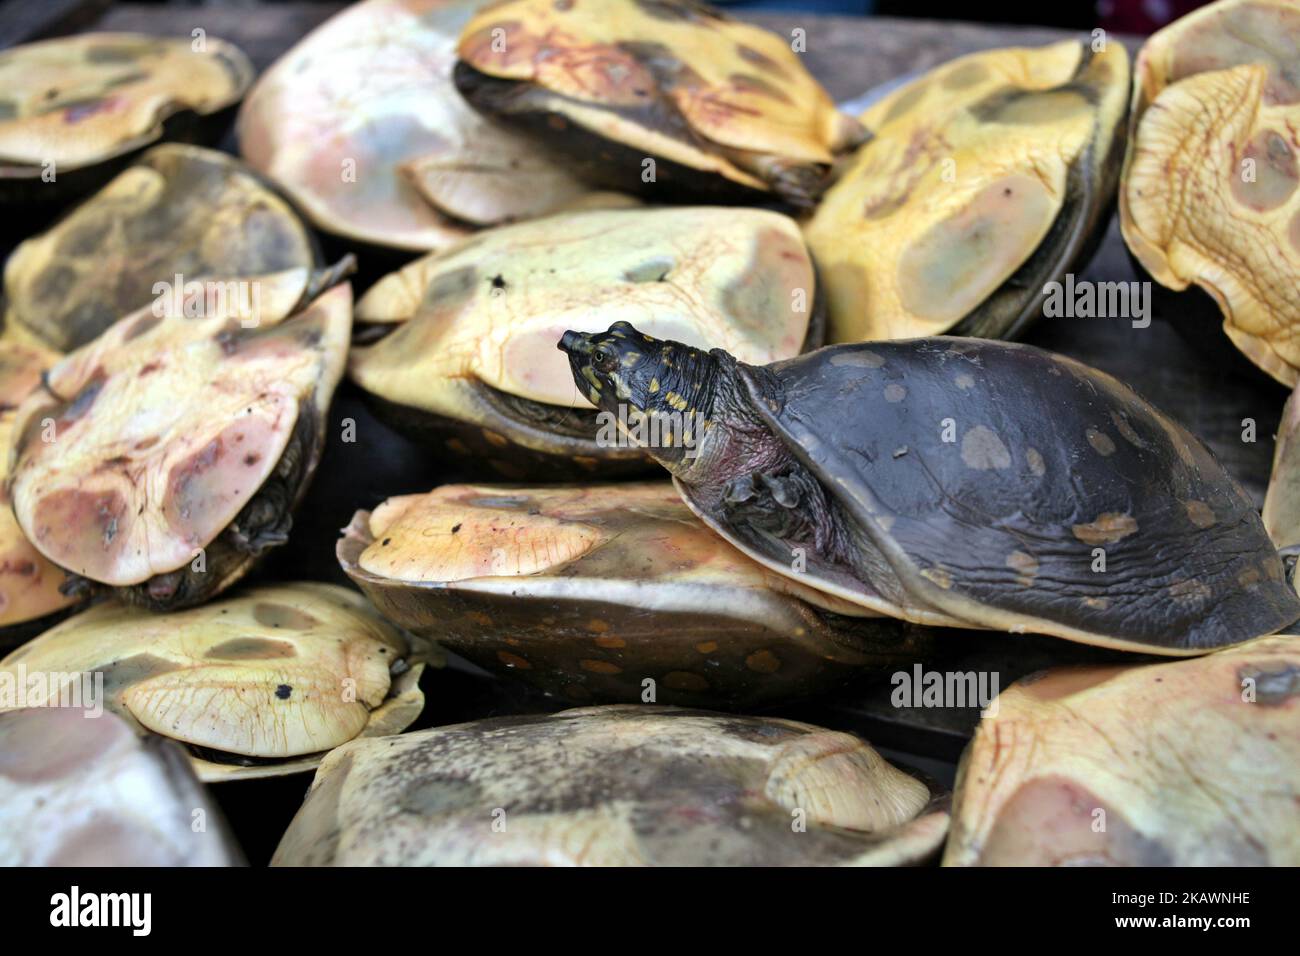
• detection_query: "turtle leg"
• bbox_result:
[722,466,840,559]
[227,491,293,555]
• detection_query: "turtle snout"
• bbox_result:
[558,330,588,354]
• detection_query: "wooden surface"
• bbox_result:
[5,6,1290,831]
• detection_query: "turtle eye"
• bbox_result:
[592,348,615,371]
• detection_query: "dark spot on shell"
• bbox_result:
[34,487,126,550]
[1239,664,1300,705]
[398,776,484,815]
[623,257,674,283]
[451,523,462,534]
[275,684,293,700]
[253,603,319,630]
[883,82,928,124]
[1231,130,1298,212]
[103,70,149,90]
[736,44,787,78]
[424,265,477,312]
[205,637,298,660]
[729,73,794,105]
[214,322,258,355]
[61,99,115,123]
[942,62,990,90]
[56,371,106,427]
[85,43,144,64]
[166,437,223,521]
[243,453,261,467]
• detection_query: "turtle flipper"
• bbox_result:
[722,468,837,557]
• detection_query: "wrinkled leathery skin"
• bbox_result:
[560,323,1300,653]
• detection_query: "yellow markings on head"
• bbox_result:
[648,377,660,394]
[588,388,601,403]
[665,391,689,411]
[621,351,641,367]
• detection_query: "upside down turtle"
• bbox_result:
[272,706,950,866]
[559,323,1300,652]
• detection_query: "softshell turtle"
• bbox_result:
[453,0,866,208]
[944,635,1300,866]
[0,342,79,645]
[238,0,604,254]
[1119,0,1300,385]
[272,705,949,866]
[804,39,1129,342]
[0,583,435,782]
[560,323,1300,652]
[0,32,253,206]
[8,263,353,610]
[3,144,318,352]
[0,707,241,865]
[350,206,820,477]
[338,482,930,708]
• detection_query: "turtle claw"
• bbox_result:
[724,468,836,557]
[58,574,98,601]
[723,474,757,505]
[758,472,802,509]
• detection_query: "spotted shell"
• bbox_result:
[238,0,602,253]
[1120,0,1300,386]
[350,206,819,476]
[0,707,241,864]
[454,0,865,207]
[805,39,1129,343]
[944,635,1300,865]
[272,705,949,866]
[3,144,318,352]
[684,338,1299,653]
[7,265,352,609]
[0,32,252,200]
[338,482,927,709]
[0,342,78,643]
[0,583,435,781]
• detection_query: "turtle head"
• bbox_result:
[559,321,721,468]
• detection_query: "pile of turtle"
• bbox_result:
[0,0,1296,867]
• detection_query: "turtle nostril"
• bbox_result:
[559,331,584,353]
